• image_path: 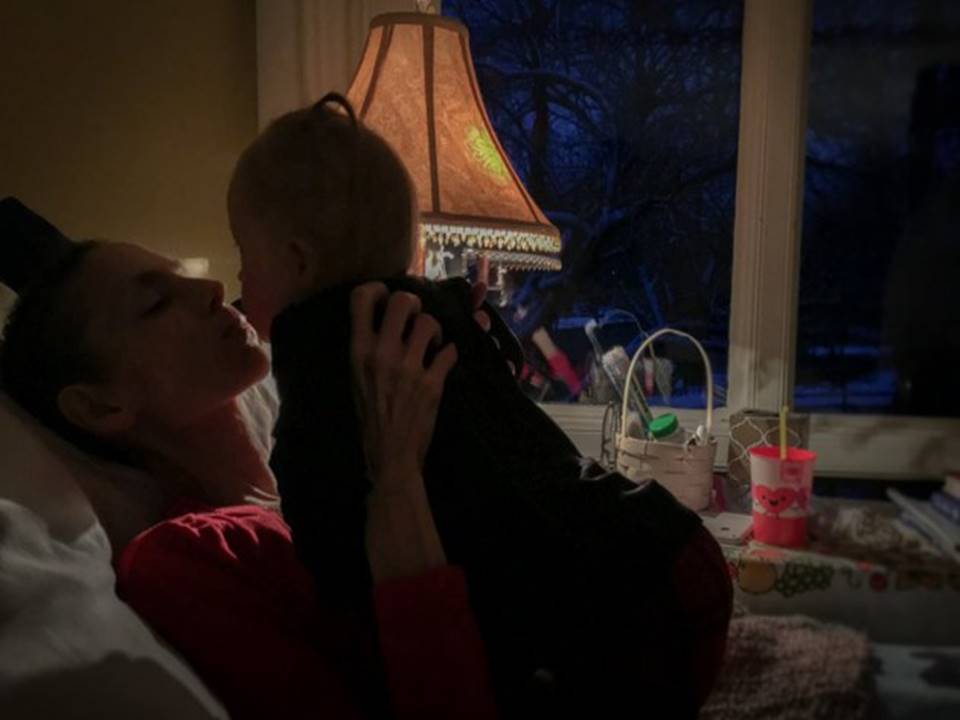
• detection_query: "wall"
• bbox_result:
[256,0,418,128]
[0,1,258,299]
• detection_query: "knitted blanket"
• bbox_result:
[701,615,872,720]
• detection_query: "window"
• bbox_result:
[796,0,960,417]
[443,0,743,410]
[253,0,960,477]
[433,0,960,477]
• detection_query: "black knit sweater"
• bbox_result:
[269,275,702,715]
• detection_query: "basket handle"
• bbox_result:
[619,328,714,439]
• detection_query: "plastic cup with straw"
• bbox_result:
[780,404,789,460]
[748,404,817,547]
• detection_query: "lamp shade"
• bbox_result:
[346,13,561,272]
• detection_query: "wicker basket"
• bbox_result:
[615,328,717,511]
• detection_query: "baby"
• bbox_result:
[228,94,731,716]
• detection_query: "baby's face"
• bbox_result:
[228,195,304,339]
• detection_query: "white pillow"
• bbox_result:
[0,393,101,543]
[236,350,279,462]
[0,394,229,717]
[0,498,228,718]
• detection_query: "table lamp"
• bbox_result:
[345,10,561,285]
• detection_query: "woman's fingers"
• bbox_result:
[406,313,443,369]
[473,310,492,333]
[469,281,492,332]
[426,343,458,391]
[349,287,459,491]
[469,281,488,311]
[350,282,389,360]
[379,291,422,353]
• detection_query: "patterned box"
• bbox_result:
[725,409,810,513]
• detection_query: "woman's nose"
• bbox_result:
[185,277,224,313]
[206,280,225,312]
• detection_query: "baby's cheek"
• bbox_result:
[241,290,268,332]
[241,273,268,306]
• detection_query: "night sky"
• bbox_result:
[445,0,959,415]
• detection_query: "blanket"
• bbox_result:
[701,614,872,720]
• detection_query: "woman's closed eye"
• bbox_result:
[141,293,172,317]
[135,268,181,318]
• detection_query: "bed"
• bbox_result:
[0,201,957,716]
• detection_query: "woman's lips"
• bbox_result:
[221,309,258,344]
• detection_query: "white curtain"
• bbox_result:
[256,0,421,128]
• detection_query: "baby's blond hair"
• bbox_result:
[231,94,418,287]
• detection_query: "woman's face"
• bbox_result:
[64,242,270,435]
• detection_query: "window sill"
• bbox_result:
[541,403,960,480]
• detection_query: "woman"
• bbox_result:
[0,238,498,719]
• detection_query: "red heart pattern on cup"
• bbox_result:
[753,485,799,516]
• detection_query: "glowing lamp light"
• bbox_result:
[180,257,210,278]
[345,12,561,279]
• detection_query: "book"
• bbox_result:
[893,512,944,556]
[887,489,960,563]
[931,491,960,525]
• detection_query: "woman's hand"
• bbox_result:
[469,281,491,332]
[350,283,457,487]
[350,283,457,581]
[469,280,520,377]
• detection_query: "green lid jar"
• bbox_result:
[649,413,683,442]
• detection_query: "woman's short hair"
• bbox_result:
[0,239,114,457]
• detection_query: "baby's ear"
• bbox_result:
[286,237,319,285]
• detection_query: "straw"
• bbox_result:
[779,405,789,460]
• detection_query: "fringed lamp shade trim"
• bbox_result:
[347,12,561,272]
[421,222,562,271]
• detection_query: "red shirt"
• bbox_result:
[115,503,497,719]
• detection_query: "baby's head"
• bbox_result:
[228,93,418,336]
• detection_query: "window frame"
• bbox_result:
[258,0,960,479]
[538,0,960,480]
